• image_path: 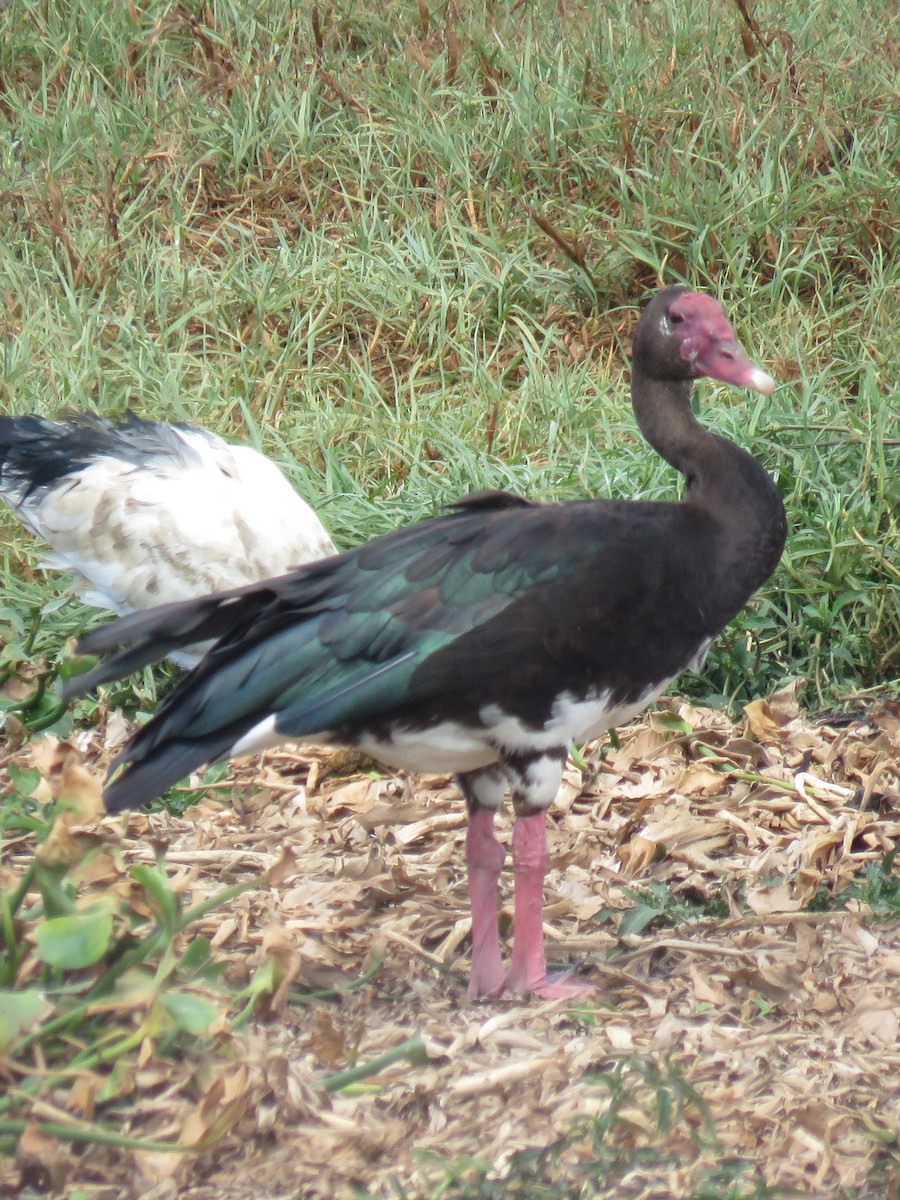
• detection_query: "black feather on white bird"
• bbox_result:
[0,412,336,666]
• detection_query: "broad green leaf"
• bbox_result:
[180,936,213,974]
[41,595,72,615]
[101,966,158,1009]
[36,864,79,918]
[6,764,41,798]
[618,904,661,937]
[33,910,114,968]
[58,652,99,681]
[161,991,220,1035]
[0,989,51,1050]
[244,957,278,999]
[650,712,694,734]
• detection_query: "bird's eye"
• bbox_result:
[669,310,684,325]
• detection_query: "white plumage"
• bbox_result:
[0,413,336,665]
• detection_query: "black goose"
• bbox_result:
[64,287,786,999]
[0,412,336,666]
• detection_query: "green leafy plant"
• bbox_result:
[616,881,729,938]
[0,769,287,1157]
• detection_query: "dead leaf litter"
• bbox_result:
[1,690,899,1198]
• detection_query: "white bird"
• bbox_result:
[0,412,337,666]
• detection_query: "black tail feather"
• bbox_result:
[103,734,237,811]
[61,585,280,698]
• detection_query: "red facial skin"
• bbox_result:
[672,292,775,395]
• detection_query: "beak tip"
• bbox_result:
[748,367,777,397]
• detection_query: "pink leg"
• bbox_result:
[505,810,595,999]
[465,808,507,999]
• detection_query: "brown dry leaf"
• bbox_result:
[15,1122,70,1191]
[306,1005,352,1067]
[75,850,123,887]
[35,812,84,868]
[328,777,380,814]
[101,708,131,749]
[58,757,105,821]
[609,726,667,769]
[66,1073,102,1121]
[844,919,880,956]
[133,1149,189,1185]
[767,678,804,722]
[356,800,426,829]
[730,961,807,1001]
[617,833,659,874]
[745,880,805,915]
[674,762,728,795]
[689,964,730,1006]
[849,1004,900,1045]
[2,676,35,702]
[605,1023,634,1050]
[181,1067,249,1146]
[872,700,900,743]
[555,762,584,812]
[259,921,303,1011]
[264,845,299,886]
[744,698,786,742]
[640,802,727,853]
[25,733,65,777]
[722,734,771,767]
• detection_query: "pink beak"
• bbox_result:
[693,338,776,396]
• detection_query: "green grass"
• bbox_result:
[0,0,898,707]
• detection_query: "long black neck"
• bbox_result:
[630,362,787,588]
[630,366,708,480]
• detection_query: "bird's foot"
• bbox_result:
[523,970,596,1001]
[466,961,507,1000]
[467,967,593,1001]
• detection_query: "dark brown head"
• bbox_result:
[633,286,775,396]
